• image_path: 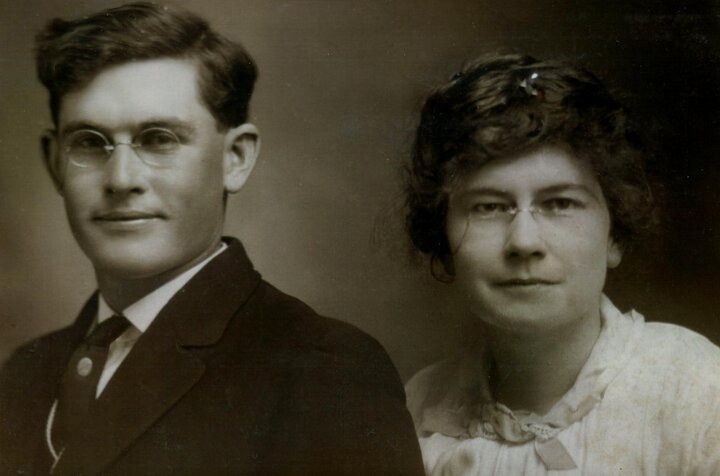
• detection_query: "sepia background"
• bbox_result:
[0,0,718,380]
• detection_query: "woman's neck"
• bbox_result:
[484,312,601,416]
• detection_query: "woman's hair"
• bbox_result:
[404,53,655,269]
[35,2,257,130]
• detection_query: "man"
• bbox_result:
[0,3,423,474]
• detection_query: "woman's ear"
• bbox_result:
[41,130,64,194]
[223,123,260,194]
[607,238,623,269]
[430,253,456,284]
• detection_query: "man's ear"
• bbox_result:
[223,123,259,194]
[607,237,623,269]
[41,130,64,194]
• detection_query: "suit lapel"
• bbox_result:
[53,238,262,475]
[20,295,97,474]
[39,294,98,412]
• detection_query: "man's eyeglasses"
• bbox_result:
[61,128,183,168]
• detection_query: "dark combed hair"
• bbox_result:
[404,53,656,265]
[35,2,258,129]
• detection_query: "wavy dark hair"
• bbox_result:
[404,54,656,273]
[35,2,257,129]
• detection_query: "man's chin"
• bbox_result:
[93,257,176,282]
[84,244,178,281]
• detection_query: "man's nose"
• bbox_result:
[103,144,147,195]
[503,209,547,260]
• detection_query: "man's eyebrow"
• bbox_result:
[59,121,108,136]
[138,118,196,137]
[59,118,197,138]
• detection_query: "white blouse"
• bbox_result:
[405,296,720,475]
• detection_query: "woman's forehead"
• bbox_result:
[450,146,604,201]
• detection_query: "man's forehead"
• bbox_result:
[57,58,210,130]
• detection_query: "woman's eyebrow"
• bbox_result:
[538,183,602,201]
[455,183,603,202]
[456,187,513,200]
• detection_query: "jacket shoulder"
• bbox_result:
[245,281,424,474]
[250,280,395,367]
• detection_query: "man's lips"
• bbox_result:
[93,210,165,221]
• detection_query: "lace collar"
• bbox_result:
[416,295,645,470]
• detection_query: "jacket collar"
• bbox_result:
[166,236,262,347]
[53,236,262,475]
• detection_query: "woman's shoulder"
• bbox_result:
[623,320,720,470]
[620,318,720,416]
[405,358,456,424]
[637,321,720,375]
[405,352,485,435]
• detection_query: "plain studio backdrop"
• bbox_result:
[0,0,718,380]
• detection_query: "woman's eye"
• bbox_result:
[470,202,510,217]
[541,198,578,213]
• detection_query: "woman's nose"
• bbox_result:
[503,209,547,260]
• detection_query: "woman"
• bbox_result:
[403,54,720,475]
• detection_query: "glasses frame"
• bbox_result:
[467,204,578,225]
[61,127,182,168]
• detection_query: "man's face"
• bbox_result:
[445,146,622,333]
[52,58,245,282]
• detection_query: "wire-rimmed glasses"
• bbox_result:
[61,128,182,168]
[467,199,582,226]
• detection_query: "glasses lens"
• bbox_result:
[135,128,181,166]
[65,130,109,167]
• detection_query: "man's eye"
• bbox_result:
[69,132,106,150]
[138,129,180,153]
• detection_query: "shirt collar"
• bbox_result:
[97,242,228,332]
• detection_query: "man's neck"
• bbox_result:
[96,240,224,312]
[483,310,601,416]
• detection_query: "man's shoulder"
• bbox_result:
[248,279,393,368]
[1,323,78,376]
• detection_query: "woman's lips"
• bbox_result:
[495,278,561,287]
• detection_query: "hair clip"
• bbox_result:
[519,72,540,96]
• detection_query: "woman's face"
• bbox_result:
[445,145,622,333]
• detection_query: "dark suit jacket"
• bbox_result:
[0,238,423,475]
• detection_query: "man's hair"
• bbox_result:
[35,2,258,129]
[404,53,656,267]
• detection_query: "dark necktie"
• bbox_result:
[52,314,131,453]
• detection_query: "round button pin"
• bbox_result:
[77,356,93,377]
